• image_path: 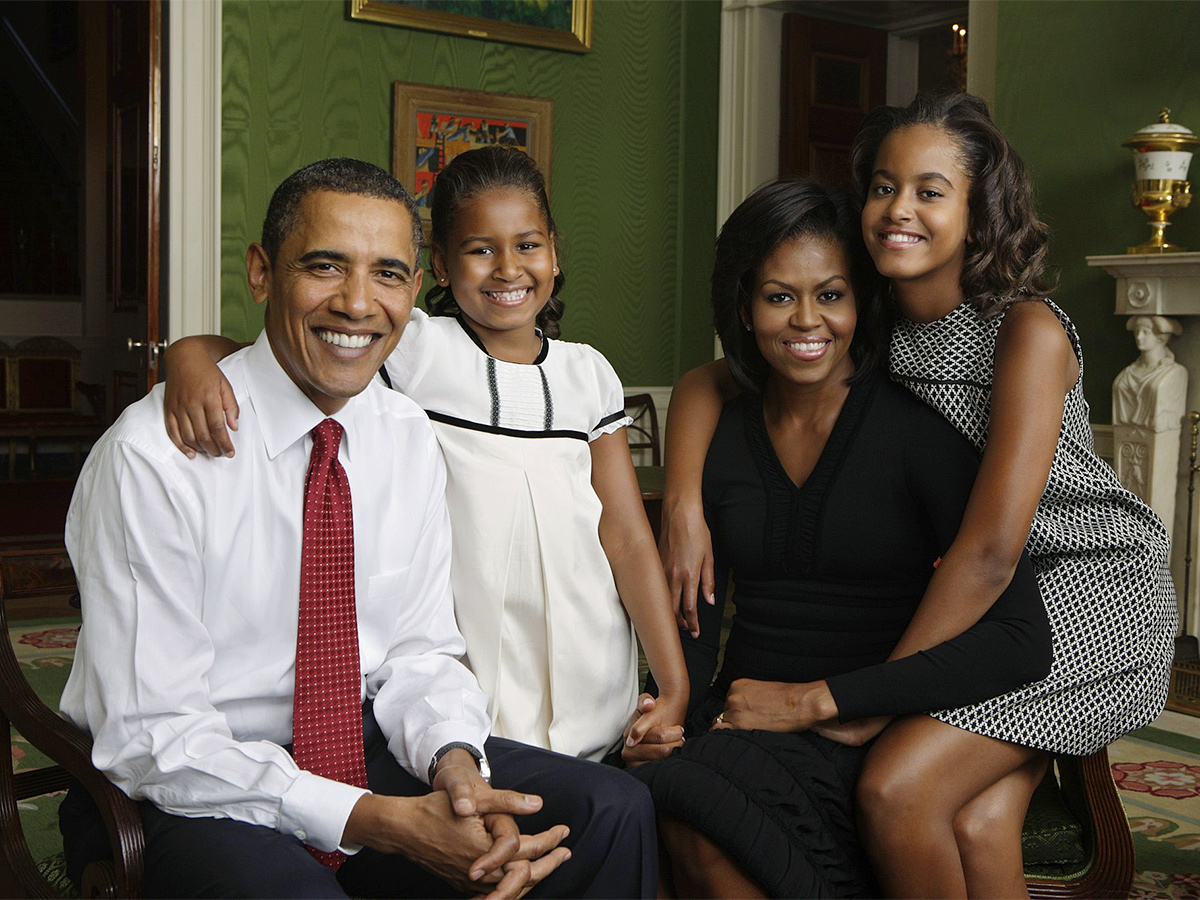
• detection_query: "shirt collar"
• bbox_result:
[242,331,363,463]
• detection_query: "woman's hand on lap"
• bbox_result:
[712,679,839,733]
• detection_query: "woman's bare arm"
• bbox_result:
[660,360,740,636]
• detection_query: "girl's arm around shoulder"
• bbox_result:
[590,428,689,765]
[661,360,741,636]
[162,335,246,459]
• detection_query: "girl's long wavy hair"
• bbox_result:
[425,146,566,338]
[850,91,1057,316]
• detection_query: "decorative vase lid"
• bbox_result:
[1123,109,1200,153]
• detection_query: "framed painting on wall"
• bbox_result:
[392,82,553,237]
[349,0,592,54]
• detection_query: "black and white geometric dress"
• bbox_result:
[889,298,1177,756]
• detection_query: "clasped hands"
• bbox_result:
[342,749,569,899]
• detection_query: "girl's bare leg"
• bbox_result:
[658,815,769,899]
[856,714,1044,899]
[953,753,1048,899]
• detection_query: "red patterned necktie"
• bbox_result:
[292,418,367,870]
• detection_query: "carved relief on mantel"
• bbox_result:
[1112,316,1187,530]
[1088,252,1200,632]
[1088,252,1200,315]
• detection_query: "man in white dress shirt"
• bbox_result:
[58,158,655,898]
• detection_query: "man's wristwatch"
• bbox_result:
[428,742,491,784]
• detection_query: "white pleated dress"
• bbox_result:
[381,309,638,761]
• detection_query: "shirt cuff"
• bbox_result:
[278,771,371,853]
[412,722,490,785]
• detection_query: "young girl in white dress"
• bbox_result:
[163,149,688,764]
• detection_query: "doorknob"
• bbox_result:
[127,338,170,365]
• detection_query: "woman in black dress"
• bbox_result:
[629,179,1051,898]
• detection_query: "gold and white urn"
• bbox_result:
[1123,108,1200,254]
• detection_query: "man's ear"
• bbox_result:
[246,243,271,305]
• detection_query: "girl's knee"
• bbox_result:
[952,801,1007,856]
[856,757,922,830]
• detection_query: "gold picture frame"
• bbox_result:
[350,0,592,54]
[392,81,554,238]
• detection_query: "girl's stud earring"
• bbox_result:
[743,322,753,332]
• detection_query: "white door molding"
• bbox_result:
[166,0,222,341]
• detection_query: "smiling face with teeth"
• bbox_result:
[747,234,857,393]
[247,189,421,415]
[431,187,557,364]
[861,123,972,319]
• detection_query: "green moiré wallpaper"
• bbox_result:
[221,0,720,386]
[993,1,1200,423]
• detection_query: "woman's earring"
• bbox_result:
[553,266,559,273]
[743,322,753,332]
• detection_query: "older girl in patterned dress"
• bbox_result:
[658,92,1175,897]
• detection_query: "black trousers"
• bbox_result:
[60,708,656,898]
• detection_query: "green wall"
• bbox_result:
[992,0,1200,422]
[221,0,720,386]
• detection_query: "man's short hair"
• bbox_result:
[261,158,422,262]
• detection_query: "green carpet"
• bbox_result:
[9,617,79,870]
[12,619,1200,898]
[1113,725,1200,899]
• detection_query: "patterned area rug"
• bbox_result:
[11,618,1200,897]
[9,617,79,869]
[1115,725,1200,899]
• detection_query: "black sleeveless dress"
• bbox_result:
[632,373,1050,898]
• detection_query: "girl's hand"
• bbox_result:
[711,679,838,734]
[813,716,892,747]
[163,340,240,458]
[659,498,715,638]
[622,693,686,766]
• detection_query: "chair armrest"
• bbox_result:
[1026,748,1133,900]
[0,615,144,897]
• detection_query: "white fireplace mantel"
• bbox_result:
[1087,252,1200,315]
[1090,251,1200,637]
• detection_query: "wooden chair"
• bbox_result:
[624,393,661,466]
[1023,748,1133,899]
[0,547,144,898]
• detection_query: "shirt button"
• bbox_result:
[294,830,306,841]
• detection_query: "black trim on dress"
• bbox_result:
[426,410,588,441]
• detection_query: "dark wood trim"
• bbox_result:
[1026,748,1134,899]
[145,0,162,388]
[0,548,145,898]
